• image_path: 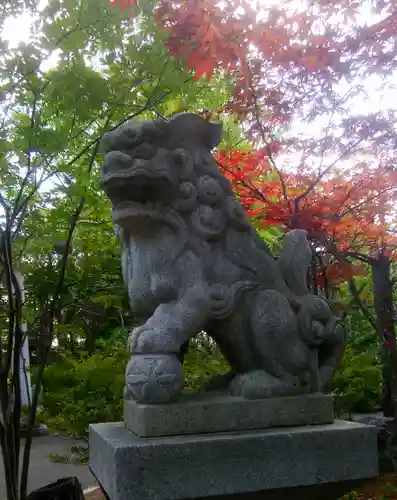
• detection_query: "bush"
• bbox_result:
[42,334,129,436]
[41,321,383,435]
[183,339,229,392]
[41,333,229,436]
[331,344,382,415]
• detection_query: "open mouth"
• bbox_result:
[102,170,174,225]
[100,146,178,226]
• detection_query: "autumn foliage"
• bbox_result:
[153,0,397,128]
[110,0,136,10]
[110,0,397,287]
[110,0,397,125]
[217,147,397,248]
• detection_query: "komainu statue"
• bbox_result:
[99,113,347,404]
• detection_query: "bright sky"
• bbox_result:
[2,1,59,71]
[3,1,42,47]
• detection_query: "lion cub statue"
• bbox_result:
[99,113,346,403]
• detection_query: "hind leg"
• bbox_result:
[250,290,311,380]
[229,370,304,399]
[229,289,312,399]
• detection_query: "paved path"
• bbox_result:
[0,434,98,497]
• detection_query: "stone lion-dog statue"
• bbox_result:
[99,113,346,404]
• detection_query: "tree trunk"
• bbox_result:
[371,254,397,421]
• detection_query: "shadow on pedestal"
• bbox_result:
[193,479,369,500]
[95,477,368,500]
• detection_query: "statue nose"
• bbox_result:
[101,151,134,177]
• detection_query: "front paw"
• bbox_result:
[128,325,182,354]
[128,325,153,353]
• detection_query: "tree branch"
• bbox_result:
[348,277,379,334]
[294,137,365,205]
[0,9,113,101]
[19,119,108,499]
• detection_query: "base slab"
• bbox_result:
[89,420,378,500]
[124,392,334,437]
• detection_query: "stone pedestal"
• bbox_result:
[124,392,334,437]
[89,395,378,500]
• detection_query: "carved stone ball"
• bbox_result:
[124,354,184,404]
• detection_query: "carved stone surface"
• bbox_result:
[99,112,347,404]
[89,421,378,500]
[355,415,396,473]
[124,354,184,403]
[124,393,334,437]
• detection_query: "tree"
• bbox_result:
[150,1,397,124]
[109,0,397,419]
[108,0,397,275]
[217,145,397,412]
[0,1,241,498]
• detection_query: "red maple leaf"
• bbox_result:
[110,0,137,11]
[192,59,217,81]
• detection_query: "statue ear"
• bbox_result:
[207,122,223,149]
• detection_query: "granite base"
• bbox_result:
[124,392,334,437]
[89,420,378,500]
[97,478,371,500]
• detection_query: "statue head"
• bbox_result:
[99,114,223,231]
